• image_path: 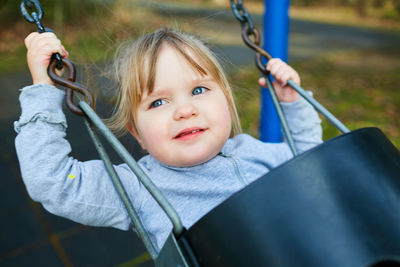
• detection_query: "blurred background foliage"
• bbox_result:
[1,0,399,31]
[0,0,399,147]
[1,0,399,64]
[293,0,400,18]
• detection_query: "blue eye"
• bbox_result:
[150,99,167,108]
[192,87,208,96]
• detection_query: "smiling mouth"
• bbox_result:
[174,128,206,140]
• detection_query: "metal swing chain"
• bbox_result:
[21,0,93,114]
[230,0,298,156]
[21,0,63,69]
[20,0,184,260]
[230,0,350,140]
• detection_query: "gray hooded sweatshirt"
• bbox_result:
[14,84,322,251]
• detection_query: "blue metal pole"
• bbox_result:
[260,0,291,142]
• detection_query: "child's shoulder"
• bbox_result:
[224,133,292,160]
[230,133,259,145]
[223,133,267,153]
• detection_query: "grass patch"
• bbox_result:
[290,5,400,32]
[0,44,27,73]
[229,68,262,138]
[230,49,400,148]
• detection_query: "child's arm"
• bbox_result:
[258,59,322,153]
[15,32,143,230]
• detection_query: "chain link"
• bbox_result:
[230,0,272,74]
[230,0,299,155]
[20,0,63,68]
[230,0,254,32]
[48,58,94,116]
[20,0,94,115]
[21,0,45,32]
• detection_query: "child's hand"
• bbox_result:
[24,32,68,85]
[258,58,300,103]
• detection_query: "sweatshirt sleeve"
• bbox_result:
[14,84,143,230]
[280,93,323,154]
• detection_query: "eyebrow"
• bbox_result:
[195,76,215,83]
[187,75,217,87]
[141,88,171,104]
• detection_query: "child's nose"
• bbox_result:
[173,103,198,121]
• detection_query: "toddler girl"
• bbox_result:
[15,28,322,251]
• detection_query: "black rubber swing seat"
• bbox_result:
[179,127,400,267]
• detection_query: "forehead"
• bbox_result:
[160,42,209,74]
[141,41,209,95]
[141,47,213,102]
[156,44,204,77]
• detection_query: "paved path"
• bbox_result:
[148,2,400,64]
[0,4,399,266]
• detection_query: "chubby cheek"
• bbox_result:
[221,107,232,135]
[208,98,232,139]
[137,114,169,155]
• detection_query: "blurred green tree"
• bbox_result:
[0,0,110,29]
[373,0,386,8]
[393,0,400,13]
[355,0,368,17]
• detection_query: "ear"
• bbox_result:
[126,123,146,150]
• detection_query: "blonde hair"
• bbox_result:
[107,27,242,137]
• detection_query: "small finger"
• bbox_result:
[24,32,40,48]
[37,31,58,39]
[269,62,281,76]
[287,69,300,85]
[34,39,64,55]
[266,58,281,71]
[274,68,286,83]
[281,73,291,85]
[61,46,68,58]
[258,77,266,87]
[269,59,286,76]
[27,32,60,49]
